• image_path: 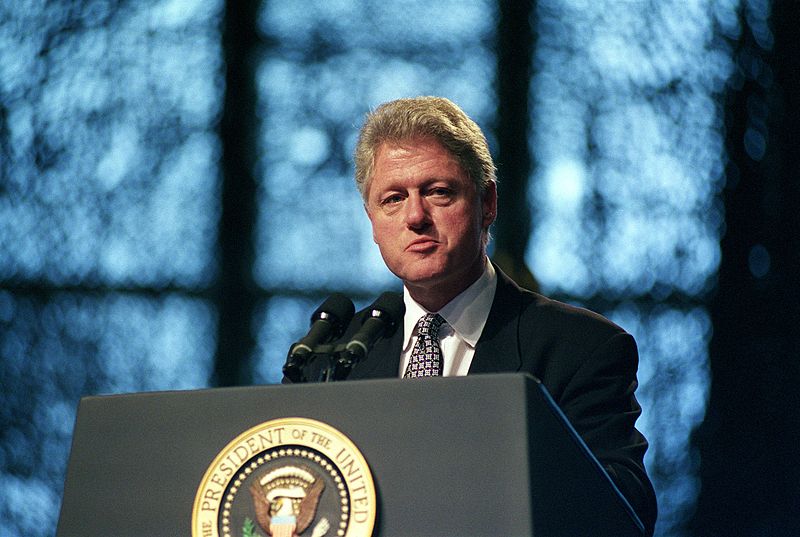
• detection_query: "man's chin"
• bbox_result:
[397,268,457,295]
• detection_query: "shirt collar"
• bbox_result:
[401,258,497,350]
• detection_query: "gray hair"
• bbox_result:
[354,96,497,200]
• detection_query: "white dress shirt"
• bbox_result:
[399,259,498,377]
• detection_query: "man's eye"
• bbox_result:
[428,187,453,198]
[381,194,403,205]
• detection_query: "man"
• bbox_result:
[309,96,656,533]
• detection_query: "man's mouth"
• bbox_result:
[406,238,438,252]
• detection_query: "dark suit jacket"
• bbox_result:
[325,266,658,534]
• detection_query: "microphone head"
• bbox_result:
[368,292,405,330]
[341,292,405,361]
[311,293,355,336]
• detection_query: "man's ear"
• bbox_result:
[481,181,498,229]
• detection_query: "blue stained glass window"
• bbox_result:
[1,2,223,535]
[530,2,735,534]
[0,1,223,287]
[1,1,739,535]
[254,0,497,293]
[608,304,712,532]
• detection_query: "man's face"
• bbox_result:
[365,137,496,307]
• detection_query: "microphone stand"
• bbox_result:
[311,344,338,383]
[285,343,363,383]
[332,346,362,381]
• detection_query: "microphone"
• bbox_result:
[283,293,355,382]
[344,292,405,361]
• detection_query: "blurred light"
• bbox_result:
[744,126,767,161]
[745,0,774,50]
[289,127,331,167]
[0,475,60,535]
[0,292,215,535]
[95,124,140,191]
[748,244,771,278]
[258,0,495,50]
[255,0,496,295]
[609,304,711,532]
[0,1,223,288]
[541,159,587,210]
[529,2,731,301]
[0,3,739,537]
[1,3,223,535]
[253,296,318,385]
[530,2,733,535]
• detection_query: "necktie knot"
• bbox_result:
[417,313,445,337]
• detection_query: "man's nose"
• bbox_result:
[403,193,430,229]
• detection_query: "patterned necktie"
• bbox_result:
[404,313,445,378]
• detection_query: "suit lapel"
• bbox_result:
[468,266,524,374]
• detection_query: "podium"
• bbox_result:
[57,373,644,536]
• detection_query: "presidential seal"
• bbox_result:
[192,418,376,537]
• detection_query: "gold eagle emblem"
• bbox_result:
[249,465,328,537]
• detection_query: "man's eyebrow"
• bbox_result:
[423,175,463,184]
